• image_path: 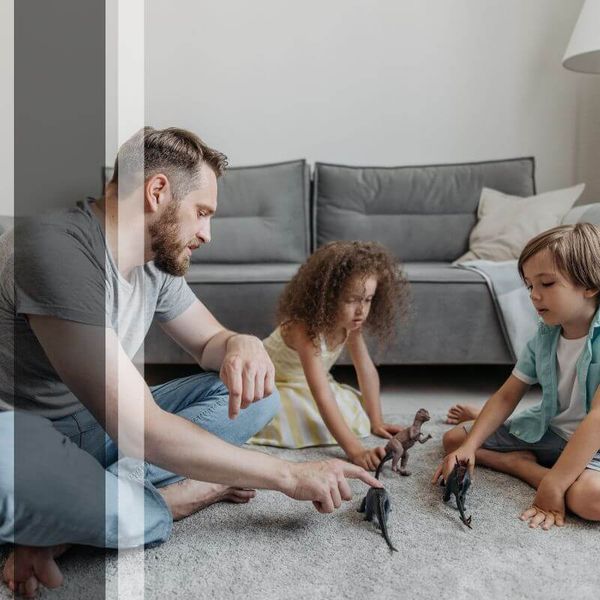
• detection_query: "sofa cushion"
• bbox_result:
[145,280,289,362]
[457,184,584,262]
[150,261,510,365]
[351,275,511,364]
[185,262,479,285]
[191,160,310,264]
[0,216,14,235]
[403,262,484,283]
[314,158,535,261]
[185,263,300,284]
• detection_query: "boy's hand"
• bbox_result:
[431,445,476,485]
[520,476,566,530]
[349,446,387,471]
[371,421,404,439]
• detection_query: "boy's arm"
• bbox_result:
[545,390,600,489]
[520,388,600,530]
[464,375,530,449]
[432,374,530,482]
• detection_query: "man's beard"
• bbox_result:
[149,201,191,277]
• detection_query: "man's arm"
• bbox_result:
[159,299,275,418]
[27,314,381,512]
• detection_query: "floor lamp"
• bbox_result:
[563,0,600,73]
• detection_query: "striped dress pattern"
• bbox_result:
[249,326,371,448]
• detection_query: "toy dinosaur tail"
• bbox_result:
[457,498,472,529]
[375,451,393,480]
[377,494,397,552]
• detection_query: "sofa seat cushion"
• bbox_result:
[186,262,485,284]
[403,262,484,283]
[185,263,300,284]
[185,262,482,285]
[149,260,510,365]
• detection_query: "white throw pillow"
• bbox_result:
[456,184,585,263]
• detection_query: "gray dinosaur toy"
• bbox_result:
[358,486,397,552]
[442,457,472,528]
[375,408,433,478]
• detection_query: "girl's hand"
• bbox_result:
[371,421,404,439]
[520,476,566,530]
[348,446,387,471]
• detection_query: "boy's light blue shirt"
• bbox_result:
[510,307,600,443]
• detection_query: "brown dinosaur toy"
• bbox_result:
[375,408,432,478]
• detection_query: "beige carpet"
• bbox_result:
[2,367,599,599]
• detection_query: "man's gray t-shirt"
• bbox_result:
[0,200,197,418]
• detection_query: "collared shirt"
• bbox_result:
[509,306,600,443]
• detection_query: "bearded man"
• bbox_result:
[0,127,379,596]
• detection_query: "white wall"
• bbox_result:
[0,0,13,216]
[145,0,600,204]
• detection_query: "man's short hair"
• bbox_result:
[110,127,228,199]
[518,223,600,297]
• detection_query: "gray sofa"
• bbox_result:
[144,159,311,362]
[3,159,598,366]
[145,157,532,365]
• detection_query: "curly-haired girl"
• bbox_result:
[250,241,410,471]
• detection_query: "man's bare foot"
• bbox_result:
[158,479,256,521]
[445,404,481,424]
[3,544,69,598]
[477,449,537,474]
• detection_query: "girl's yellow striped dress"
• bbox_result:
[249,326,371,448]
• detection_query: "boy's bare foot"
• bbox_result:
[158,479,256,521]
[445,404,481,424]
[477,449,537,474]
[2,544,69,598]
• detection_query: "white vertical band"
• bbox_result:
[106,1,146,598]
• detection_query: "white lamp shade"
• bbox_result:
[563,0,600,73]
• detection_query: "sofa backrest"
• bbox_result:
[313,158,536,262]
[192,160,310,264]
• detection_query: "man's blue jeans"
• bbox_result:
[0,373,279,549]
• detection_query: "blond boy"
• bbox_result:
[433,223,600,530]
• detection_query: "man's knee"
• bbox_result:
[0,412,14,492]
[566,471,600,521]
[254,387,280,428]
[0,412,15,540]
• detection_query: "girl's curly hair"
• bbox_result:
[277,241,410,350]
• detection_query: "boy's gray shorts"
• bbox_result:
[463,422,600,472]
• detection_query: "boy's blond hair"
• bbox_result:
[518,223,600,297]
